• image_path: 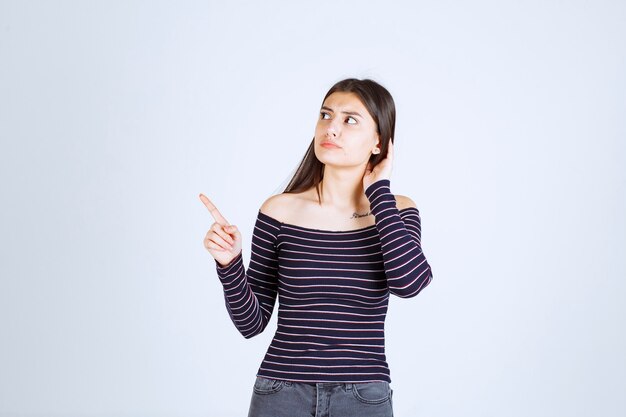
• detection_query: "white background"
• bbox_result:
[1,1,624,416]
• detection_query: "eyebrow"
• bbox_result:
[320,106,363,119]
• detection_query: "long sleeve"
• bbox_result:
[365,178,434,298]
[214,211,280,338]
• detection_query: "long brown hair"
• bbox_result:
[282,78,396,205]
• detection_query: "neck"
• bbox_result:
[319,166,371,215]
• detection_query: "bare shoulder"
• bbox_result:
[259,192,301,222]
[394,194,418,210]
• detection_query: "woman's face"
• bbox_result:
[314,91,380,168]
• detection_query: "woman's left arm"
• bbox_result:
[365,178,434,298]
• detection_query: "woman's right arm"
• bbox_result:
[213,210,281,339]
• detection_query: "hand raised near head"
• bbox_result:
[363,138,394,191]
[199,193,242,267]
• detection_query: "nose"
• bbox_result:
[326,121,338,138]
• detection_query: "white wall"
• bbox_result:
[0,0,624,416]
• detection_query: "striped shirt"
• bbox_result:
[214,178,433,383]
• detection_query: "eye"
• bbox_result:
[346,116,357,125]
[320,111,330,120]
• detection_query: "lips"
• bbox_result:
[321,141,341,148]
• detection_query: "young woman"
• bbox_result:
[199,78,434,417]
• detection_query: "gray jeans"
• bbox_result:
[247,376,394,417]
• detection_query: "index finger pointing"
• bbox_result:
[198,193,230,225]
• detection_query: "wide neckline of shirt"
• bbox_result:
[257,207,417,234]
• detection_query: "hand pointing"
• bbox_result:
[199,193,242,267]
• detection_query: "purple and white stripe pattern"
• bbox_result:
[215,178,433,383]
